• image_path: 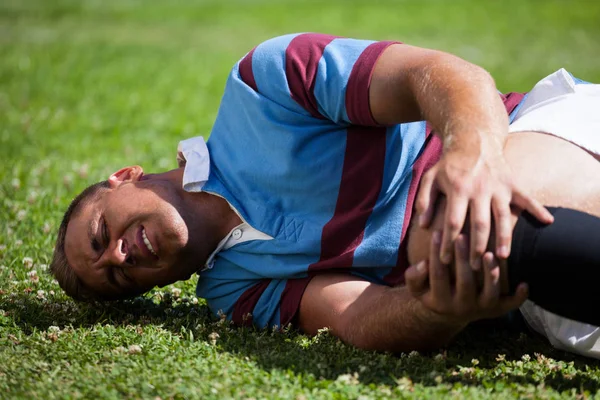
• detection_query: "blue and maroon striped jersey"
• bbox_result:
[196,33,523,329]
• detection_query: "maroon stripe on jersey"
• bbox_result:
[232,279,271,326]
[279,276,313,328]
[239,47,258,92]
[500,92,526,115]
[384,92,526,285]
[385,127,443,285]
[285,33,338,119]
[346,41,398,126]
[310,126,387,270]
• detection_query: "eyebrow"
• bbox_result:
[86,218,102,267]
[87,219,119,290]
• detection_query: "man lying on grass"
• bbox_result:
[51,34,600,359]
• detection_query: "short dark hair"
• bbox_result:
[49,180,134,302]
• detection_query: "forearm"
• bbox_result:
[341,285,467,353]
[408,53,508,157]
[371,45,509,157]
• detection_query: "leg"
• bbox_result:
[508,207,600,326]
[408,204,600,326]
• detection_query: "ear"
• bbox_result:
[108,166,144,189]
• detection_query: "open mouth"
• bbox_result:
[138,226,158,259]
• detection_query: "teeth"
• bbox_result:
[142,228,157,256]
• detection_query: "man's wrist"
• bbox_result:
[414,296,471,331]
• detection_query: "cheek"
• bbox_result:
[157,202,189,248]
[106,188,189,244]
[135,189,190,251]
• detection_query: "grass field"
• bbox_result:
[2,0,600,398]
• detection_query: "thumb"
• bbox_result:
[405,261,429,296]
[497,283,529,316]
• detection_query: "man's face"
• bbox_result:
[64,166,198,298]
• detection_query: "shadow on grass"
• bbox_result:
[3,292,600,392]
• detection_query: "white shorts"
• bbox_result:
[508,68,600,157]
[509,69,600,359]
[520,301,600,359]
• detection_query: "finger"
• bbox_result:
[479,252,500,309]
[513,190,554,225]
[454,234,475,307]
[469,196,491,271]
[440,194,469,264]
[416,171,439,228]
[492,195,513,259]
[429,231,452,305]
[496,283,529,315]
[405,261,429,297]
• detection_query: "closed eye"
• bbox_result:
[110,267,131,289]
[117,267,133,283]
[91,237,101,252]
[101,218,109,247]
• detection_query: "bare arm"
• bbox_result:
[370,43,508,149]
[298,203,527,352]
[298,273,466,352]
[368,44,552,269]
[296,43,537,353]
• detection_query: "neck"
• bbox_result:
[199,192,243,238]
[145,167,242,260]
[181,189,242,255]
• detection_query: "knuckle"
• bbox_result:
[471,247,485,258]
[472,219,488,233]
[494,194,512,208]
[452,181,469,195]
[495,208,510,220]
[415,198,427,213]
[447,219,462,232]
[439,303,452,314]
[497,233,511,244]
[430,300,445,314]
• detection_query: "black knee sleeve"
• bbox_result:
[508,207,600,326]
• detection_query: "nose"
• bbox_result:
[107,238,130,266]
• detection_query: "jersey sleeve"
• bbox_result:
[235,33,398,126]
[196,258,312,329]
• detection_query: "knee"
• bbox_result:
[407,198,448,266]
